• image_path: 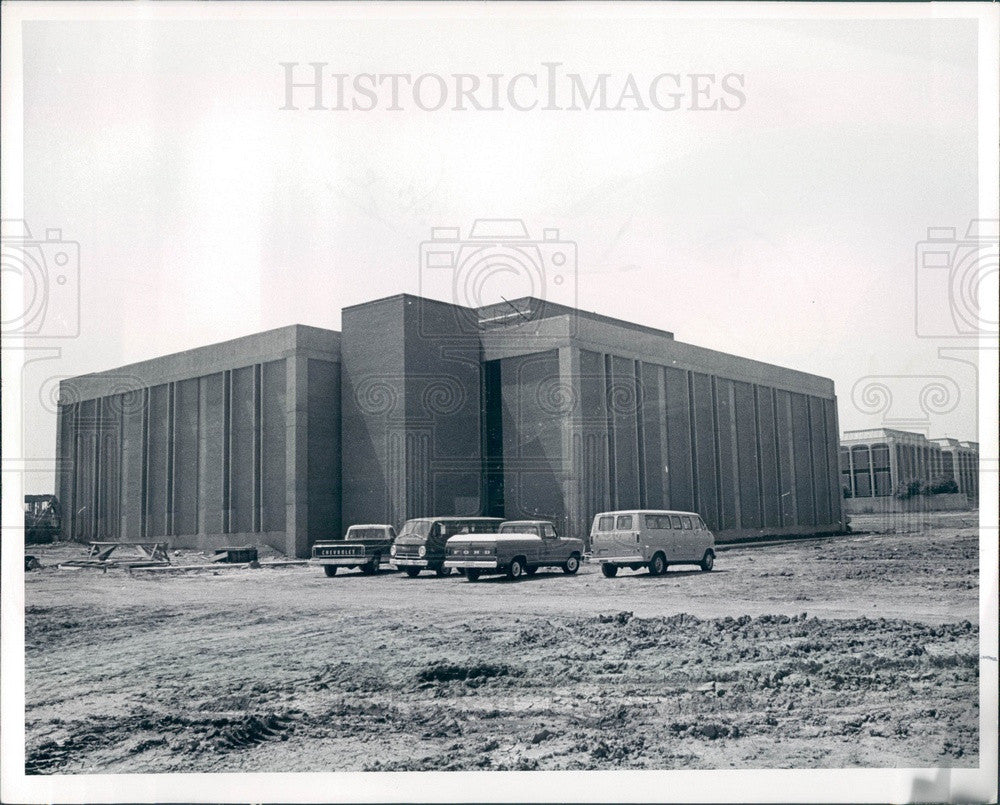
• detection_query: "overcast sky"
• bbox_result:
[12,11,986,492]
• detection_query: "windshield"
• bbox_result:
[346,527,387,541]
[398,520,432,539]
[500,524,540,536]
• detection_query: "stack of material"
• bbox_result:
[59,541,171,570]
[212,546,259,564]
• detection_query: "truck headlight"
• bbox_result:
[418,545,426,557]
[390,545,397,556]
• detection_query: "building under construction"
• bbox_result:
[57,295,844,557]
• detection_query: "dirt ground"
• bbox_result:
[22,512,981,772]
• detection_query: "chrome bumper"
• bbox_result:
[310,556,365,566]
[443,559,499,569]
[391,558,428,567]
[591,554,644,564]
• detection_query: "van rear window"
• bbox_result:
[615,515,633,530]
[598,516,614,532]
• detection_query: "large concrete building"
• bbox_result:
[56,295,844,556]
[839,428,979,501]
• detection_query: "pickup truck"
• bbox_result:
[444,520,584,581]
[310,524,396,577]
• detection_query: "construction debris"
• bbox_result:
[212,546,259,564]
[58,541,171,571]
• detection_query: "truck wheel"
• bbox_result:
[601,563,618,578]
[649,552,666,576]
[563,554,581,574]
[435,566,452,577]
[508,557,525,579]
[404,567,421,578]
[525,566,538,576]
[323,565,337,577]
[700,551,714,572]
[466,569,481,582]
[360,554,380,575]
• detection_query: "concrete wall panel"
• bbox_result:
[230,366,256,534]
[120,391,145,538]
[809,396,832,527]
[664,366,694,511]
[775,390,797,526]
[173,378,199,536]
[501,350,564,522]
[198,373,225,535]
[690,372,719,530]
[640,362,668,511]
[261,359,287,533]
[734,381,762,530]
[609,356,640,510]
[790,392,815,527]
[307,358,341,540]
[146,385,170,537]
[757,386,781,528]
[715,378,737,531]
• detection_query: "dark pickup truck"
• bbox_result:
[310,524,396,577]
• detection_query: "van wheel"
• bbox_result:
[404,568,421,578]
[601,563,618,578]
[563,554,580,574]
[649,552,666,576]
[508,558,525,579]
[323,565,337,577]
[435,566,452,577]
[525,566,538,576]
[466,569,480,582]
[700,551,714,572]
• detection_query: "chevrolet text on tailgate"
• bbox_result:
[445,520,585,581]
[390,516,504,577]
[310,524,396,577]
[588,510,716,577]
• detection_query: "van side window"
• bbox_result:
[697,517,707,530]
[660,515,673,529]
[598,516,614,532]
[670,515,682,529]
[644,515,659,529]
[681,516,693,529]
[616,515,633,530]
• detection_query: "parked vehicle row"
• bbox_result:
[309,510,716,581]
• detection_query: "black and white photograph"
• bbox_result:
[1,2,997,802]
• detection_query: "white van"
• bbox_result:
[588,510,716,577]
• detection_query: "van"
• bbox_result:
[588,510,716,577]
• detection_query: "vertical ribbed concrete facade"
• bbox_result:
[56,295,843,556]
[56,325,341,558]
